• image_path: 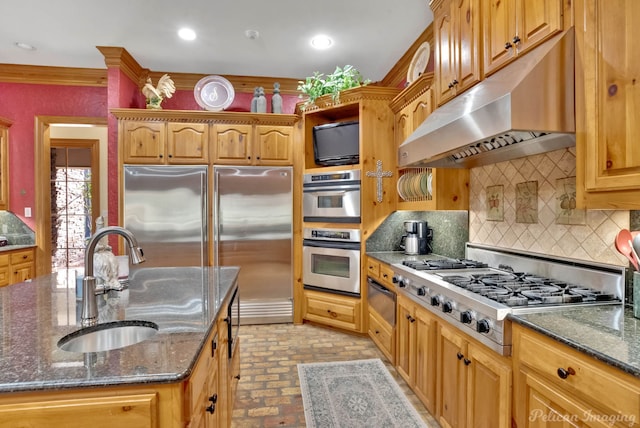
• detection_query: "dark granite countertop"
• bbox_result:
[0,266,238,393]
[0,244,36,252]
[510,306,640,378]
[368,251,640,379]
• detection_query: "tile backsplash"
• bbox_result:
[469,147,629,267]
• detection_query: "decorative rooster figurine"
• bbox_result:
[142,74,176,109]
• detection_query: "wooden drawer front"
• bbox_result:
[379,264,395,290]
[0,393,158,428]
[9,249,34,265]
[368,311,394,361]
[304,291,361,331]
[0,254,8,266]
[366,258,380,279]
[518,328,640,422]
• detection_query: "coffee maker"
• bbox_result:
[400,220,433,255]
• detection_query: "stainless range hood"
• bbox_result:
[398,27,575,169]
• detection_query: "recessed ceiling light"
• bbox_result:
[15,42,36,51]
[245,29,260,40]
[178,28,197,41]
[310,35,333,50]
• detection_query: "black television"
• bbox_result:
[312,121,360,166]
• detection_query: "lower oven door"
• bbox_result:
[367,278,396,327]
[302,240,360,296]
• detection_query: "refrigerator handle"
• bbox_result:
[201,170,208,269]
[213,169,220,268]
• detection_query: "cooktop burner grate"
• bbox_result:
[439,272,618,307]
[402,259,489,270]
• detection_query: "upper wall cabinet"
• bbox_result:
[431,0,482,106]
[576,0,640,209]
[212,124,294,166]
[0,117,11,211]
[483,0,564,76]
[112,109,298,167]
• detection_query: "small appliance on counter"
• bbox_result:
[0,236,7,247]
[399,220,433,255]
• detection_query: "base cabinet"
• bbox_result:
[513,324,640,428]
[0,248,36,287]
[436,323,512,428]
[303,289,362,333]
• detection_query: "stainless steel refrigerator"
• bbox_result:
[123,165,208,269]
[214,166,293,325]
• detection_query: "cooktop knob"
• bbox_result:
[460,311,473,324]
[392,275,399,284]
[417,287,426,296]
[477,319,491,334]
[442,301,453,313]
[397,277,407,288]
[431,296,440,306]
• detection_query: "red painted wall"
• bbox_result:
[0,82,107,230]
[0,78,299,232]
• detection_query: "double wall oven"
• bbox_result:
[303,170,361,223]
[393,243,625,355]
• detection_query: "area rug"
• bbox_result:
[297,358,428,428]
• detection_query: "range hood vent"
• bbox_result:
[398,28,575,169]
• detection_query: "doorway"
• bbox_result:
[49,140,100,272]
[34,117,108,277]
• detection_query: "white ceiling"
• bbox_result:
[1,0,433,82]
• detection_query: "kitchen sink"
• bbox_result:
[57,320,159,353]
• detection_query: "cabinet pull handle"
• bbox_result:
[209,394,218,403]
[557,367,576,379]
[211,339,217,357]
[457,352,464,360]
[512,35,521,45]
[234,374,241,380]
[505,41,513,50]
[452,79,459,86]
[206,403,216,414]
[464,358,471,366]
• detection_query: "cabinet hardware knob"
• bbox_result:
[168,154,173,158]
[209,394,218,403]
[464,358,471,366]
[457,352,464,360]
[410,317,415,323]
[206,403,216,414]
[557,367,576,379]
[505,41,512,50]
[159,154,163,158]
[452,79,459,86]
[234,374,241,380]
[512,35,521,45]
[375,330,380,334]
[448,82,454,89]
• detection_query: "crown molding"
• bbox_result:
[0,63,107,86]
[96,46,147,85]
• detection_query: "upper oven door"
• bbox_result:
[302,184,360,223]
[302,241,361,296]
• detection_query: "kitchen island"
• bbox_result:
[0,265,239,427]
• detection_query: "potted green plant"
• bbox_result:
[297,65,371,109]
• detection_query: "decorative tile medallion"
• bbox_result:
[515,181,538,223]
[555,177,586,225]
[486,185,504,221]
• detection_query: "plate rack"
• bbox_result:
[397,167,432,202]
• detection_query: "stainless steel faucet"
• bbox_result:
[81,226,145,327]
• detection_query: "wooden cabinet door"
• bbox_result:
[254,125,292,165]
[465,343,511,428]
[516,0,563,54]
[414,305,437,414]
[453,0,482,93]
[483,0,518,75]
[396,295,415,384]
[484,0,563,75]
[434,0,457,105]
[521,371,611,428]
[212,124,253,165]
[122,121,166,164]
[580,0,640,203]
[11,263,34,284]
[437,323,467,428]
[167,122,208,164]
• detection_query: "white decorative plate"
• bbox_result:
[194,75,235,111]
[407,42,430,85]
